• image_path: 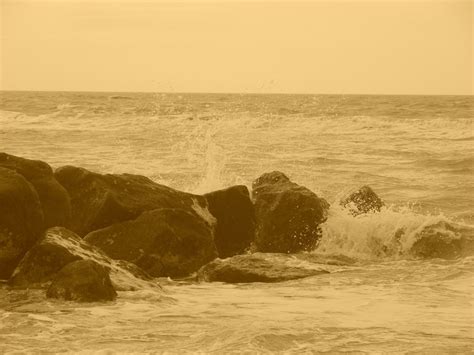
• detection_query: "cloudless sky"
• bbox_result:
[1,0,472,94]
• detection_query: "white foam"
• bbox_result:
[317,204,473,260]
[45,229,162,292]
[191,198,216,227]
[27,314,56,322]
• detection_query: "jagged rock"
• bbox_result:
[54,165,209,236]
[0,153,71,228]
[252,171,329,253]
[410,221,474,259]
[85,208,218,278]
[341,185,384,216]
[198,253,329,283]
[204,185,255,257]
[10,227,156,291]
[46,260,117,302]
[9,228,80,287]
[0,167,44,279]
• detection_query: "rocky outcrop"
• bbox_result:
[341,185,384,216]
[0,168,44,279]
[0,153,70,228]
[204,185,255,258]
[198,253,329,283]
[54,165,208,236]
[46,260,117,302]
[410,221,474,259]
[10,227,156,291]
[252,171,330,253]
[85,208,218,278]
[9,227,80,287]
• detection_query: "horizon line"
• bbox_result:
[1,89,472,97]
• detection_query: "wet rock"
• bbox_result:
[10,227,156,291]
[252,171,330,253]
[410,221,474,259]
[9,227,81,287]
[204,185,255,257]
[54,165,208,236]
[85,208,218,278]
[0,153,71,228]
[46,260,117,302]
[0,167,44,279]
[341,185,384,216]
[198,253,329,283]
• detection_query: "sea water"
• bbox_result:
[0,92,473,353]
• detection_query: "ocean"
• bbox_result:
[0,91,473,353]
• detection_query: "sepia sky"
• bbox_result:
[1,0,472,95]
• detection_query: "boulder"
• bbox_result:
[410,221,474,259]
[204,185,255,257]
[85,208,218,278]
[0,153,71,228]
[252,171,330,253]
[54,165,209,236]
[198,253,329,283]
[0,167,44,279]
[341,185,384,216]
[46,260,117,302]
[10,227,156,291]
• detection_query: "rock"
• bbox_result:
[0,153,71,228]
[198,253,329,283]
[410,221,474,259]
[252,171,330,253]
[9,228,80,287]
[55,166,206,236]
[0,167,44,279]
[341,185,384,216]
[10,227,156,291]
[85,208,218,278]
[46,260,117,302]
[204,185,255,258]
[54,165,209,236]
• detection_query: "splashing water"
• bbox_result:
[318,203,470,260]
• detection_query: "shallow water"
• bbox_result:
[0,92,473,353]
[1,257,472,353]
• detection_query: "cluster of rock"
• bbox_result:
[1,152,471,302]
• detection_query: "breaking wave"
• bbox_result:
[318,203,474,261]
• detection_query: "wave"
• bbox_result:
[317,204,474,261]
[449,136,474,141]
[108,95,133,100]
[413,157,474,170]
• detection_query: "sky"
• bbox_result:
[1,0,472,94]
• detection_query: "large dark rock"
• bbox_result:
[0,167,44,279]
[46,260,117,302]
[204,185,255,257]
[252,171,330,253]
[10,227,156,291]
[198,253,329,283]
[85,208,218,278]
[410,221,474,259]
[0,153,71,228]
[9,227,80,287]
[54,165,209,236]
[341,185,384,216]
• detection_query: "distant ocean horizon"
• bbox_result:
[2,89,473,97]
